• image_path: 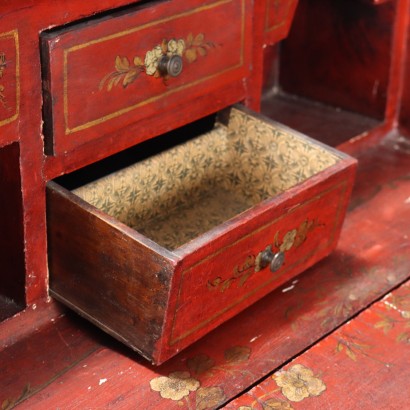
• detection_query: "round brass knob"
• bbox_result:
[259,247,285,273]
[158,55,183,77]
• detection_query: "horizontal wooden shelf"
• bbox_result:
[261,92,382,147]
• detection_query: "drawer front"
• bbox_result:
[168,177,349,348]
[265,0,298,44]
[41,0,251,155]
[0,29,19,137]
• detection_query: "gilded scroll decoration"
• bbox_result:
[0,30,19,127]
[0,52,7,109]
[99,33,215,90]
[207,219,320,293]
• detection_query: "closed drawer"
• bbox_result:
[47,105,357,364]
[41,0,252,156]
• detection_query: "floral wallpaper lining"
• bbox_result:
[74,108,339,250]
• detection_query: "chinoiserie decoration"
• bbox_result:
[100,33,215,90]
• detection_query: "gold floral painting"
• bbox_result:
[74,108,340,250]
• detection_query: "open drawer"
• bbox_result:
[47,105,357,364]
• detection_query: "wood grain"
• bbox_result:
[279,0,395,120]
[47,181,178,362]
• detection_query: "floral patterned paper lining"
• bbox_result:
[74,108,339,250]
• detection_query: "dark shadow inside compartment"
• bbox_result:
[72,108,341,250]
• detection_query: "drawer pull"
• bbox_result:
[258,247,285,273]
[158,54,183,78]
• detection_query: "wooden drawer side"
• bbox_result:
[47,182,177,361]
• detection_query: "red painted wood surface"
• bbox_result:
[264,0,298,45]
[225,280,410,409]
[0,314,100,410]
[261,93,382,147]
[0,133,407,408]
[280,0,396,120]
[398,1,410,135]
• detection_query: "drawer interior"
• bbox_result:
[73,107,341,250]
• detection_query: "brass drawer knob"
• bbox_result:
[158,54,183,77]
[258,247,285,273]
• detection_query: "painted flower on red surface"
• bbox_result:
[167,39,185,56]
[273,364,326,402]
[149,371,200,401]
[144,45,163,76]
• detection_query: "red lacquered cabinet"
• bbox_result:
[0,0,352,364]
[2,0,356,363]
[3,0,410,405]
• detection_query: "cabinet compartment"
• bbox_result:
[47,106,356,364]
[0,142,25,321]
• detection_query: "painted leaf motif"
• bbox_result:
[345,347,357,361]
[195,386,226,410]
[194,33,205,46]
[187,354,215,375]
[185,48,197,63]
[239,271,252,287]
[351,342,371,350]
[2,398,14,410]
[123,70,139,87]
[1,384,31,410]
[397,332,410,343]
[133,56,143,66]
[221,279,232,292]
[263,398,294,410]
[115,56,130,71]
[224,346,251,363]
[374,319,393,334]
[186,32,194,47]
[198,47,208,57]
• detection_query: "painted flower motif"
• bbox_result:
[274,364,326,402]
[167,39,185,56]
[149,371,200,401]
[145,45,163,75]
